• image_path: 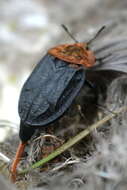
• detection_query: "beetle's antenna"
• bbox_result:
[61,24,79,43]
[87,25,106,48]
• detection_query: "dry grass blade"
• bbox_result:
[19,105,127,175]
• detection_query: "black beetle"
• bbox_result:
[19,54,86,142]
[10,26,107,182]
[10,45,95,181]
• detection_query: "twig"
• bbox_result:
[0,152,10,163]
[19,105,127,175]
[52,157,80,172]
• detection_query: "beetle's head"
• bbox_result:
[48,25,106,68]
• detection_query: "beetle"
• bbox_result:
[10,25,105,182]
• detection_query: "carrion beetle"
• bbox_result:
[10,25,111,182]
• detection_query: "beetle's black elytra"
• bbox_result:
[19,54,86,142]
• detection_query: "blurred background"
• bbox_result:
[1,1,127,189]
[0,0,127,138]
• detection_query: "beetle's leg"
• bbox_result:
[86,80,95,89]
[86,80,115,114]
[10,142,27,183]
[95,53,112,62]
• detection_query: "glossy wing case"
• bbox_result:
[18,54,85,127]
